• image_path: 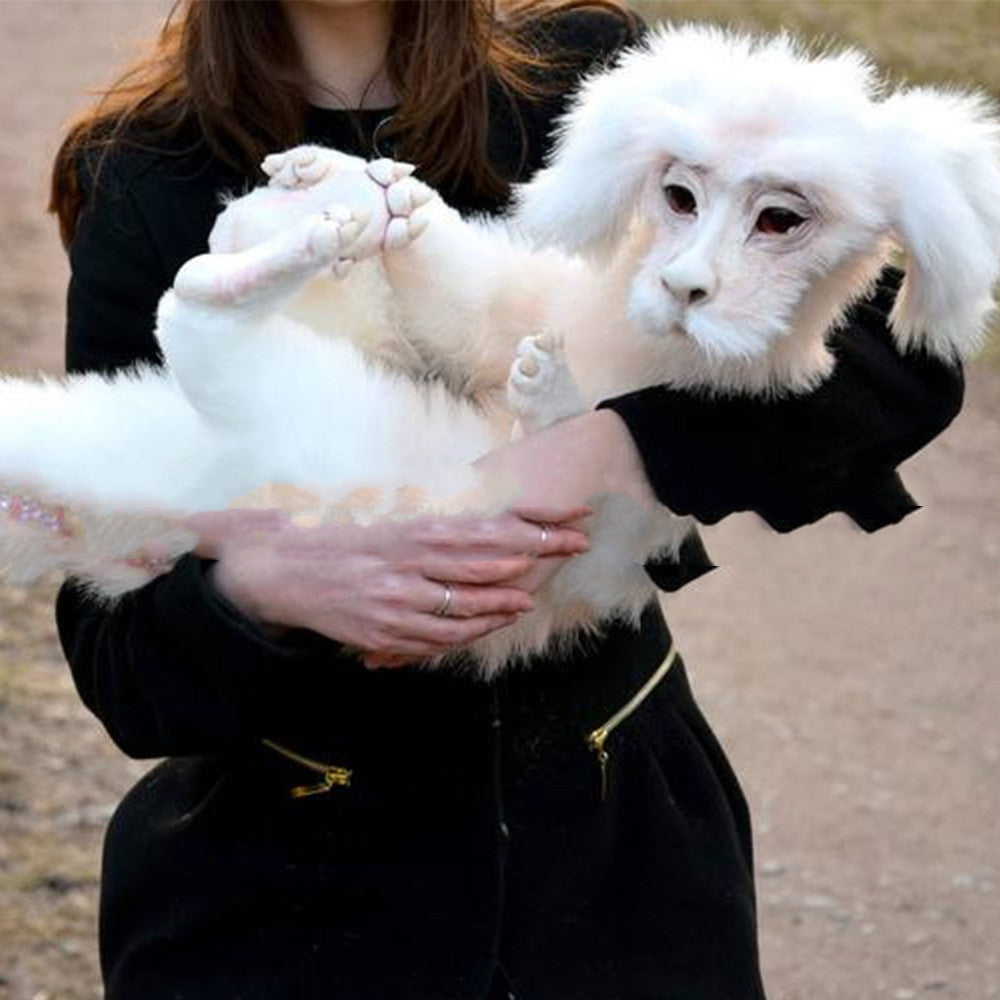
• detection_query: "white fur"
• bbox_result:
[0,24,997,676]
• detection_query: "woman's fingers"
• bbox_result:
[523,522,589,557]
[418,555,535,586]
[509,504,593,524]
[201,501,593,662]
[415,580,533,618]
[410,515,588,558]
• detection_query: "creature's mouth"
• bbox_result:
[668,321,690,339]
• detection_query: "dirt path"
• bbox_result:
[0,4,997,1000]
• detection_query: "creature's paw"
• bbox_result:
[262,145,368,190]
[174,204,369,304]
[365,159,435,251]
[306,204,371,278]
[507,331,585,433]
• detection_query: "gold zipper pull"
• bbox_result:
[290,767,352,800]
[587,727,610,802]
[582,646,679,805]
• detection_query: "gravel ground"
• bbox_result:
[0,3,997,999]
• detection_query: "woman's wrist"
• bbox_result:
[206,547,290,633]
[204,559,294,640]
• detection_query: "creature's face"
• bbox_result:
[515,25,1000,367]
[627,158,876,360]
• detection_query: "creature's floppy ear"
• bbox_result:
[512,44,707,257]
[875,87,1000,359]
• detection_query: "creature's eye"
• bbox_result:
[664,184,697,216]
[755,207,807,235]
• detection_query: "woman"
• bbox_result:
[50,2,963,998]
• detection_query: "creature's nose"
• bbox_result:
[659,260,718,306]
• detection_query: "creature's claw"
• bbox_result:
[310,203,369,273]
[507,331,584,433]
[535,330,563,352]
[295,157,337,185]
[407,215,430,241]
[263,148,320,189]
[386,183,413,216]
[369,168,435,251]
[367,158,417,186]
[409,182,435,209]
[309,205,354,258]
[383,216,430,251]
[383,218,410,250]
[261,150,292,181]
[366,158,398,187]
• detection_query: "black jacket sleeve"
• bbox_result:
[599,268,964,536]
[56,558,329,758]
[57,153,336,759]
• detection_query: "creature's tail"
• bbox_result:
[0,367,209,596]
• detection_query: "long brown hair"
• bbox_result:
[50,0,636,246]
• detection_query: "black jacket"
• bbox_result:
[56,9,962,1000]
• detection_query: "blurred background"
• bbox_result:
[0,2,997,998]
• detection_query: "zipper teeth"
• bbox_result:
[591,643,678,741]
[261,738,345,776]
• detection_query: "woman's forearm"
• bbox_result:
[474,408,659,513]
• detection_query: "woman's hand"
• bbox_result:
[181,505,590,664]
[180,409,648,669]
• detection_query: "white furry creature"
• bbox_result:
[1,24,999,674]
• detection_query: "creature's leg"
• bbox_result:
[380,201,556,397]
[506,332,586,434]
[174,205,366,309]
[159,207,367,427]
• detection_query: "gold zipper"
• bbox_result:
[261,738,353,799]
[585,644,678,803]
